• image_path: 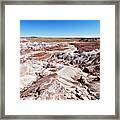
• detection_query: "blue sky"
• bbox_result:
[20,20,100,37]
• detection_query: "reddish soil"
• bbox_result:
[44,45,68,51]
[20,40,29,43]
[32,52,51,60]
[70,41,100,52]
[20,49,32,55]
[32,52,47,57]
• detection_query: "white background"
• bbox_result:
[5,5,115,115]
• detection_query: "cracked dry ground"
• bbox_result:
[20,42,100,100]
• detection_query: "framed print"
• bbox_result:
[0,0,119,119]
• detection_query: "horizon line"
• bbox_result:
[20,36,100,38]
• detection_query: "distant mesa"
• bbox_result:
[30,36,39,38]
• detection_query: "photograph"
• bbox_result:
[20,20,100,100]
[2,1,118,117]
